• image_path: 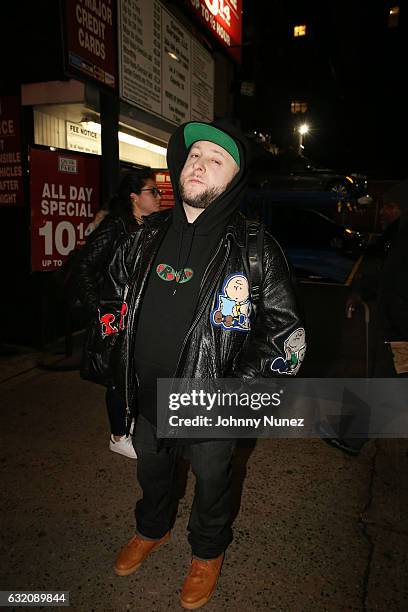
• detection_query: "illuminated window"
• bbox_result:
[291,101,308,114]
[293,24,307,37]
[388,5,399,28]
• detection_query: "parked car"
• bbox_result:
[249,150,371,206]
[261,205,366,283]
[264,205,365,255]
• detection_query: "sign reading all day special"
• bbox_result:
[30,148,100,272]
[118,0,214,125]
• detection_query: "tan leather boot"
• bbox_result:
[114,531,170,576]
[180,553,224,609]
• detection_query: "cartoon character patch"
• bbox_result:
[99,302,128,337]
[271,327,306,375]
[211,273,251,332]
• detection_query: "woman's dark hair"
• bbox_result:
[108,168,155,217]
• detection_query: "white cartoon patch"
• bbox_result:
[211,273,251,332]
[271,327,306,375]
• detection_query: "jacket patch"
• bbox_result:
[271,327,306,375]
[100,302,128,337]
[156,263,194,283]
[211,273,251,332]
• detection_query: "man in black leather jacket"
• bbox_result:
[93,121,306,609]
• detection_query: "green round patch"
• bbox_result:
[175,268,194,284]
[156,263,176,281]
[156,264,194,284]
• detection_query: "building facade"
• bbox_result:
[0,0,242,346]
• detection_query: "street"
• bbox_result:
[1,282,407,612]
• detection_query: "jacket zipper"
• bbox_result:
[124,232,147,422]
[123,283,131,422]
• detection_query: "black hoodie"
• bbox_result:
[133,121,251,408]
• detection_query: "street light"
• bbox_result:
[297,123,309,155]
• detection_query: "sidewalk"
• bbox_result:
[0,331,85,384]
[1,281,408,611]
[1,362,407,611]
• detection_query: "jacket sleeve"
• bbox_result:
[79,232,139,389]
[98,231,136,306]
[232,233,306,379]
[75,216,124,314]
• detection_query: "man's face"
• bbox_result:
[179,140,240,209]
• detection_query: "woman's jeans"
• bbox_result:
[106,385,127,436]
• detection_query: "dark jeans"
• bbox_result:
[106,385,127,437]
[133,418,236,559]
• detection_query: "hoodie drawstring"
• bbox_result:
[173,225,196,296]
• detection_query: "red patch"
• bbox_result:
[167,273,174,280]
[100,313,117,336]
[119,302,128,330]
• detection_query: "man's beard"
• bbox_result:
[179,181,225,209]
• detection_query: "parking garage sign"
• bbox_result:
[30,148,100,272]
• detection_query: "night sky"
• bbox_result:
[239,0,406,179]
[1,1,405,180]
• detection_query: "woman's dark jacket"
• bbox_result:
[75,213,138,315]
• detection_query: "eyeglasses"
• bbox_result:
[140,187,162,197]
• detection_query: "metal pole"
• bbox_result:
[361,301,370,378]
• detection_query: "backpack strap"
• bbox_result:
[245,220,264,313]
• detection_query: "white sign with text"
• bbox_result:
[66,121,101,155]
[118,0,214,125]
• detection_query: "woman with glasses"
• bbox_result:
[75,168,162,458]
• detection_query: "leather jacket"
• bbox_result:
[75,214,137,315]
[93,209,306,413]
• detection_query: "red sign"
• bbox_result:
[0,96,24,207]
[185,0,242,61]
[64,0,117,89]
[155,170,175,209]
[30,148,100,272]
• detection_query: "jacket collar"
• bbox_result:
[143,208,248,246]
[142,209,172,232]
[225,211,248,247]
